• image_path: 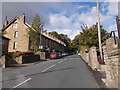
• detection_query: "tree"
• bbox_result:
[49,31,71,45]
[49,31,59,39]
[27,14,44,52]
[73,23,110,51]
[49,31,75,53]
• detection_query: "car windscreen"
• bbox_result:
[50,52,57,55]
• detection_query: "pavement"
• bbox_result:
[2,55,101,88]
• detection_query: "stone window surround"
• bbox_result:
[13,41,17,50]
[12,22,18,29]
[14,31,18,38]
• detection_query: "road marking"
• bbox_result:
[58,60,63,64]
[64,58,67,61]
[41,64,56,73]
[11,78,31,89]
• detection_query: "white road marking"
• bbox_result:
[41,64,56,73]
[64,58,67,61]
[11,78,31,89]
[58,60,63,64]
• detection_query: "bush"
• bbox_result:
[23,50,34,55]
[78,45,89,51]
[12,51,23,58]
[6,51,23,59]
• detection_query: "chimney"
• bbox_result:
[3,16,8,28]
[19,13,25,23]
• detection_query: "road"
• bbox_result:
[2,55,100,88]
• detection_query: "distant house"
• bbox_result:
[2,14,30,52]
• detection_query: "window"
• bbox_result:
[12,23,18,29]
[14,31,18,38]
[13,42,17,49]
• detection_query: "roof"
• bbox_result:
[2,17,18,31]
[2,16,66,46]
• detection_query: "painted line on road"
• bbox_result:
[11,78,31,89]
[41,64,56,73]
[63,58,67,61]
[58,60,63,64]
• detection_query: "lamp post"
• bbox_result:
[96,0,103,60]
[39,24,43,50]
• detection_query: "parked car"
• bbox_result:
[62,53,66,56]
[58,52,62,58]
[50,52,59,59]
[78,53,80,56]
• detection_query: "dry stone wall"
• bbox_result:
[80,37,120,88]
[101,38,120,88]
[80,47,100,70]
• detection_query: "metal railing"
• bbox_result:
[110,30,118,44]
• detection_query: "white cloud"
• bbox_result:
[77,6,98,27]
[108,24,117,32]
[108,24,118,37]
[53,29,72,35]
[4,2,117,40]
[48,2,118,39]
[49,28,80,40]
[103,0,119,2]
[100,2,118,31]
[77,5,89,9]
[69,30,81,40]
[49,14,71,29]
[107,2,118,16]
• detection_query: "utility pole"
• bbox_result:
[96,0,103,60]
[40,28,42,49]
[39,25,43,50]
[116,16,120,39]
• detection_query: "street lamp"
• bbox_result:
[39,24,43,50]
[96,0,103,60]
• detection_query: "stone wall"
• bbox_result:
[15,55,22,64]
[0,55,6,68]
[13,54,41,64]
[80,37,120,88]
[22,54,40,63]
[80,46,100,70]
[101,38,120,88]
[89,47,100,70]
[35,52,47,60]
[2,54,42,67]
[80,50,89,64]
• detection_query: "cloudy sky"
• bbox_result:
[2,1,119,40]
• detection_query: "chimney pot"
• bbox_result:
[19,13,25,23]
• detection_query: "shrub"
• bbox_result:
[23,50,34,55]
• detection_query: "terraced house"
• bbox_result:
[2,14,66,53]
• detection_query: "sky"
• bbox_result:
[2,1,119,40]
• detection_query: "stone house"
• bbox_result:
[2,14,30,52]
[2,14,66,53]
[2,36,10,55]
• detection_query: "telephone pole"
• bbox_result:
[39,24,43,50]
[96,0,103,60]
[116,16,120,39]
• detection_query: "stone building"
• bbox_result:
[2,15,29,52]
[2,14,66,53]
[2,36,10,55]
